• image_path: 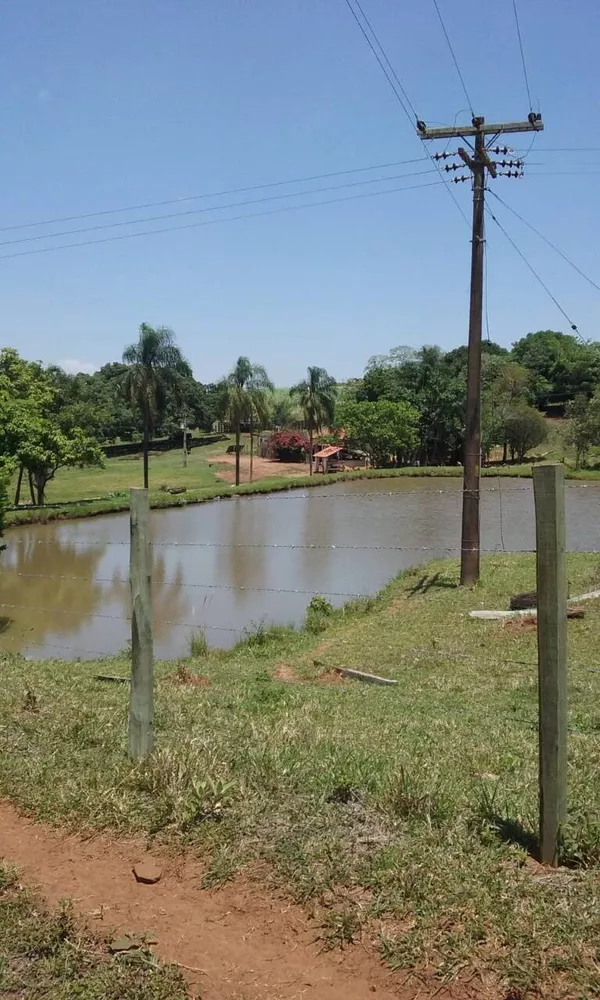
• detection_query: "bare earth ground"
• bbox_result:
[212,453,311,484]
[0,801,481,1000]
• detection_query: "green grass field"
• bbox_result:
[2,553,600,997]
[22,436,228,504]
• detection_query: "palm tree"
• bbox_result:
[122,324,191,489]
[290,367,337,475]
[221,358,273,486]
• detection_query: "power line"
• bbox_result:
[342,0,416,128]
[519,147,600,153]
[528,170,600,176]
[488,189,600,295]
[351,0,419,120]
[431,0,474,115]
[0,157,429,235]
[0,178,444,261]
[342,0,469,226]
[511,0,533,109]
[0,168,438,248]
[485,205,580,333]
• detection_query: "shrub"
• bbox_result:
[306,594,334,633]
[504,405,548,462]
[269,429,309,462]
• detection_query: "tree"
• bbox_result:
[482,360,532,462]
[290,367,337,475]
[512,330,600,408]
[503,405,548,463]
[564,391,600,468]
[0,348,104,505]
[122,324,192,488]
[221,357,273,485]
[358,346,465,465]
[18,423,104,505]
[336,400,419,467]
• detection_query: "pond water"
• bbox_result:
[2,477,599,660]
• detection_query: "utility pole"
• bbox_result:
[181,415,188,467]
[417,113,543,584]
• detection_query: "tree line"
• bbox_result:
[1,325,599,517]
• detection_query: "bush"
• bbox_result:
[269,429,309,462]
[306,595,334,633]
[504,405,548,462]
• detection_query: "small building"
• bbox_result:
[314,445,369,474]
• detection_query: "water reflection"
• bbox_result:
[1,478,598,660]
[0,528,194,659]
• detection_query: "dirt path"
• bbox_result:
[213,453,309,484]
[0,801,478,1000]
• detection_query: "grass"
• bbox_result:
[0,862,188,998]
[1,553,600,996]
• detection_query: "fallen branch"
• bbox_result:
[334,667,397,686]
[95,674,130,684]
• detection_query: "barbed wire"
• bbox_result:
[0,600,244,633]
[7,480,598,517]
[6,540,521,551]
[3,571,370,598]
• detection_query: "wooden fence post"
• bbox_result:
[129,488,154,759]
[533,464,567,866]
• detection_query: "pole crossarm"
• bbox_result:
[417,117,543,140]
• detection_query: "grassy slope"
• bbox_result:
[0,863,187,999]
[1,554,600,997]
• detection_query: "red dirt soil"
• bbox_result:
[0,801,485,1000]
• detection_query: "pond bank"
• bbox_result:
[7,461,600,527]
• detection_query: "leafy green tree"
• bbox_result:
[0,348,104,505]
[503,405,548,463]
[512,330,600,408]
[122,324,192,488]
[18,423,104,505]
[221,357,273,485]
[482,360,532,462]
[358,347,464,465]
[290,367,337,475]
[564,391,600,468]
[336,399,419,467]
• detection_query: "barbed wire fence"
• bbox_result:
[1,471,598,861]
[2,479,598,661]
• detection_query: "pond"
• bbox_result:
[2,476,599,659]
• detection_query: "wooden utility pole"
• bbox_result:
[181,416,188,467]
[417,113,543,584]
[533,464,567,866]
[129,488,154,759]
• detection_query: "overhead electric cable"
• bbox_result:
[431,0,474,115]
[0,177,444,261]
[0,156,429,234]
[0,168,437,248]
[488,189,600,294]
[511,0,533,109]
[486,205,579,332]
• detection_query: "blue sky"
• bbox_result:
[1,0,598,384]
